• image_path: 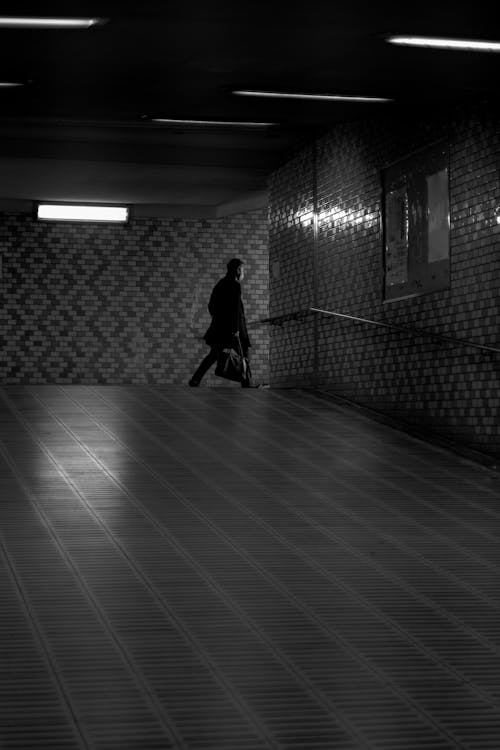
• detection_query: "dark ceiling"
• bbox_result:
[0,1,498,212]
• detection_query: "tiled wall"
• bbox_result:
[269,102,500,458]
[0,210,269,386]
[268,144,316,387]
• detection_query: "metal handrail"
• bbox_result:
[252,308,500,354]
[310,307,500,355]
[257,309,310,326]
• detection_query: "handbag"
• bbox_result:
[215,338,248,382]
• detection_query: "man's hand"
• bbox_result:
[233,331,240,338]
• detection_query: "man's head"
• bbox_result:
[227,258,244,281]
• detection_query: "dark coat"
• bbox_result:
[203,275,251,351]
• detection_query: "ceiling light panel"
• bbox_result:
[151,118,276,127]
[0,17,106,28]
[37,204,128,223]
[233,90,392,103]
[387,35,500,52]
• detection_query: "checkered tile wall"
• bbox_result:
[269,102,500,458]
[0,210,269,386]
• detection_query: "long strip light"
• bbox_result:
[387,35,500,52]
[0,17,106,28]
[37,204,128,223]
[150,117,276,127]
[0,82,23,87]
[233,90,392,103]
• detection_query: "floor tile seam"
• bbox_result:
[23,397,296,750]
[95,385,500,655]
[0,522,91,750]
[287,387,500,486]
[49,398,477,750]
[5,396,371,750]
[208,391,500,546]
[4,400,500,668]
[76,388,500,736]
[182,389,500,576]
[0,392,207,750]
[266,389,500,496]
[32,392,500,714]
[243,391,500,524]
[0,491,186,750]
[145,387,500,609]
[54,391,500,711]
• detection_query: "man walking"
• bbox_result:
[189,258,256,387]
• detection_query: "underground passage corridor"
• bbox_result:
[1,384,499,749]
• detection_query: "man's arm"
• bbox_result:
[229,284,241,337]
[208,280,222,317]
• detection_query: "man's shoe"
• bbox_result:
[188,379,200,387]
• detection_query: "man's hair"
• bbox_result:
[226,258,243,275]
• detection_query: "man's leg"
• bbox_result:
[189,347,220,386]
[240,349,254,388]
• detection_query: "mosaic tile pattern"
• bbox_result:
[0,211,269,386]
[269,101,500,458]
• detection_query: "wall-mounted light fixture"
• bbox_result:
[37,204,129,223]
[0,17,107,28]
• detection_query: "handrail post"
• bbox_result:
[312,142,319,389]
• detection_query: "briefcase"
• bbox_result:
[215,343,248,382]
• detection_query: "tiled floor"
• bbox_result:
[1,385,500,750]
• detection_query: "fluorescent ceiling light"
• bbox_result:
[0,17,105,28]
[233,90,392,103]
[37,204,128,223]
[151,117,276,127]
[387,35,500,52]
[0,82,23,87]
